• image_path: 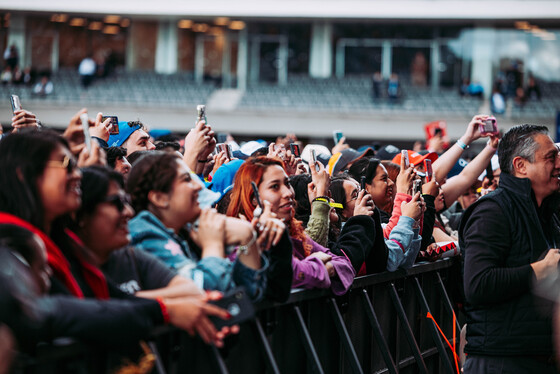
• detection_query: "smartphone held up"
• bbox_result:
[480,116,499,136]
[102,115,119,135]
[10,94,21,113]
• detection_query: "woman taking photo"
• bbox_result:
[126,151,293,302]
[227,156,355,295]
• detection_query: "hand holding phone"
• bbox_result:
[360,176,366,191]
[413,179,423,196]
[197,105,207,124]
[290,143,301,158]
[479,116,498,136]
[101,115,119,135]
[310,149,320,173]
[80,112,92,153]
[208,287,255,329]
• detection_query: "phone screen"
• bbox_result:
[290,143,300,157]
[102,116,119,135]
[424,159,433,182]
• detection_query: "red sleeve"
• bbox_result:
[383,193,411,239]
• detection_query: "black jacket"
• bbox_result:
[459,172,560,356]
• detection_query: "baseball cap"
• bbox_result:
[328,148,375,175]
[392,150,438,166]
[108,121,142,147]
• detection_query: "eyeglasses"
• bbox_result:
[103,194,132,212]
[46,155,77,174]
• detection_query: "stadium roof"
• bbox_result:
[3,0,560,21]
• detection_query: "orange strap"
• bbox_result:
[426,312,460,374]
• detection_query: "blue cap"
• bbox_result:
[210,159,244,197]
[108,121,142,147]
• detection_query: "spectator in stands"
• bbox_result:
[107,121,155,155]
[3,44,18,71]
[106,146,131,177]
[459,78,470,96]
[1,67,11,85]
[78,54,96,89]
[32,74,53,96]
[461,124,560,373]
[372,71,384,99]
[410,52,428,87]
[227,156,355,295]
[126,151,286,302]
[490,84,506,114]
[514,86,526,107]
[526,75,541,101]
[387,73,401,100]
[467,80,484,98]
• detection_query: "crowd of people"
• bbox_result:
[1,102,559,374]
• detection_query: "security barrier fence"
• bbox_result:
[16,257,462,374]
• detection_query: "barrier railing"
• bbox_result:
[15,257,462,374]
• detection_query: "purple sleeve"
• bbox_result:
[291,256,331,290]
[327,248,356,296]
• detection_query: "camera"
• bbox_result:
[480,117,498,136]
[102,115,119,135]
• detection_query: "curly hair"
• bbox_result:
[125,151,181,215]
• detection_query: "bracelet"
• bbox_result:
[456,139,469,150]
[156,298,170,324]
[197,159,209,163]
[237,229,258,256]
[312,196,330,204]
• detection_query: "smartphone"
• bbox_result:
[217,143,232,160]
[310,149,320,172]
[424,159,433,182]
[480,116,498,136]
[413,179,422,195]
[333,130,344,144]
[290,143,301,158]
[217,132,227,143]
[80,112,92,153]
[360,176,366,191]
[401,150,410,168]
[209,287,255,329]
[250,181,263,209]
[196,104,207,123]
[102,115,119,135]
[10,94,21,113]
[485,162,494,183]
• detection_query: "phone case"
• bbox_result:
[209,287,255,329]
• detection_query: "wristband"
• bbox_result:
[456,139,469,150]
[237,229,258,256]
[312,196,330,204]
[156,298,170,324]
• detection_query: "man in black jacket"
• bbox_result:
[460,124,560,373]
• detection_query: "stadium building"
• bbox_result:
[1,1,559,146]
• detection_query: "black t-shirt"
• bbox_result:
[101,247,177,295]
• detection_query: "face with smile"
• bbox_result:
[257,165,295,221]
[519,134,560,205]
[80,181,134,263]
[342,179,360,219]
[165,160,202,225]
[124,129,155,156]
[37,145,82,225]
[366,164,394,208]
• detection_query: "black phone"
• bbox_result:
[290,143,300,158]
[102,115,119,135]
[485,162,494,183]
[209,287,255,329]
[360,176,366,191]
[10,94,21,113]
[250,181,263,208]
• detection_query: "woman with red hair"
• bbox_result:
[227,157,355,295]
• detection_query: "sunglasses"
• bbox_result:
[46,155,77,174]
[103,194,132,212]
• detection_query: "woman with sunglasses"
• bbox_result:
[74,166,203,298]
[227,156,355,295]
[0,130,233,347]
[126,151,292,302]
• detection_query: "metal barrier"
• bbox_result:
[15,258,462,374]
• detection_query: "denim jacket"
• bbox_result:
[384,215,421,272]
[128,211,268,301]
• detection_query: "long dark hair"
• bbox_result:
[0,130,70,231]
[348,157,381,186]
[289,174,312,226]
